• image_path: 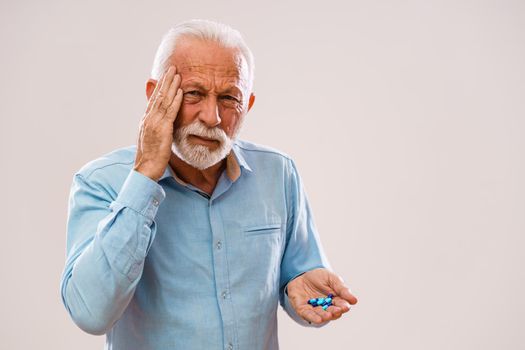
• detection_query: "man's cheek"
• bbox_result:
[175,105,195,128]
[173,111,186,130]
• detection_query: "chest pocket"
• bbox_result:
[243,222,282,236]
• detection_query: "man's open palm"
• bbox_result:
[286,268,358,325]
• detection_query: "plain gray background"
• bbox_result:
[1,0,524,349]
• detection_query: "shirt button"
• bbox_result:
[216,241,222,250]
[221,291,228,299]
[152,198,159,206]
[227,343,233,350]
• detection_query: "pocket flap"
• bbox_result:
[244,223,282,235]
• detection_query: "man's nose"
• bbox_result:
[198,96,221,127]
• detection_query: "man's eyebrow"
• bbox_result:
[182,81,242,95]
[221,87,242,95]
[181,81,208,90]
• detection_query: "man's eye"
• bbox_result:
[221,95,239,102]
[185,90,201,96]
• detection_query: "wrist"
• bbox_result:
[133,164,162,182]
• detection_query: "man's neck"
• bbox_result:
[169,153,226,196]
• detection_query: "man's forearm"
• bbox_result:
[60,170,164,335]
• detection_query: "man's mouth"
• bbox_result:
[189,134,219,145]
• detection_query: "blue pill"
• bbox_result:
[322,304,329,311]
[325,297,332,304]
[308,298,317,305]
[316,298,325,305]
[327,293,334,299]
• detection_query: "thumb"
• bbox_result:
[331,275,358,305]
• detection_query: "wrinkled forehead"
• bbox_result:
[170,37,250,91]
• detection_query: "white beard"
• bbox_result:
[171,119,237,170]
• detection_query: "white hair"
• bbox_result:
[150,19,255,93]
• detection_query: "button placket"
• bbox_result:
[209,197,237,348]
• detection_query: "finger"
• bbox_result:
[312,307,333,322]
[155,70,178,114]
[151,65,176,115]
[331,297,351,313]
[326,305,343,319]
[300,308,323,324]
[162,73,181,113]
[165,88,183,122]
[331,275,358,305]
[145,66,174,115]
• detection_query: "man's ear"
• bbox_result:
[145,79,158,100]
[247,93,255,112]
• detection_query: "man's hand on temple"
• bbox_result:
[134,65,183,182]
[286,268,358,325]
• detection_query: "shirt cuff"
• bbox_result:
[113,170,166,220]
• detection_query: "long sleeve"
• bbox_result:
[279,158,332,328]
[60,169,165,335]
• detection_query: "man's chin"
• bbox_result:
[171,142,230,170]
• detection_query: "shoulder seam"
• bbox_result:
[235,143,292,161]
[81,159,135,180]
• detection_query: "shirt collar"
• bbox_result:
[158,141,252,183]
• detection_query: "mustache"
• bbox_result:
[178,121,228,142]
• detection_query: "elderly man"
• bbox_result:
[60,19,358,349]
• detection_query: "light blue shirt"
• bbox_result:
[60,139,331,350]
